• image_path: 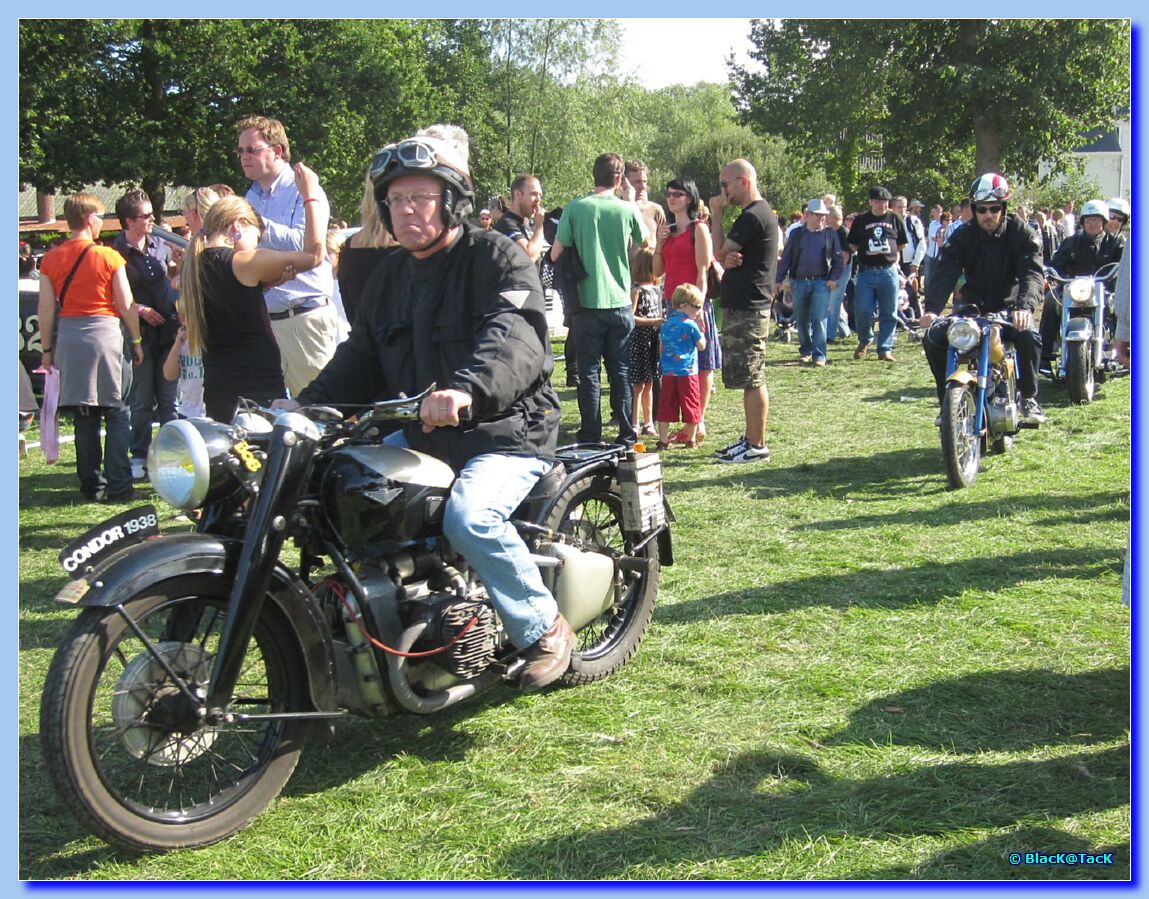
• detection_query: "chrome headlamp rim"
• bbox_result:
[947,318,982,352]
[147,419,213,511]
[1066,277,1094,306]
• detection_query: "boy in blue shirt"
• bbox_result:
[656,284,707,450]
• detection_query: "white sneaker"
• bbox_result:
[720,443,771,464]
[714,435,749,460]
[131,458,147,480]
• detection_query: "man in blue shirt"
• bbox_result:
[237,115,338,396]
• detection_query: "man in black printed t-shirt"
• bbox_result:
[846,186,907,362]
[495,174,546,263]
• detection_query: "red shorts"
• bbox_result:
[656,373,701,424]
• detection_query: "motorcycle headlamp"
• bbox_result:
[147,419,240,510]
[1066,277,1094,306]
[947,318,982,352]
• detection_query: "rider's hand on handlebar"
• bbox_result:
[1011,309,1032,332]
[919,312,937,330]
[420,388,472,433]
[271,398,302,412]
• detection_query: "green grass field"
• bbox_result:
[19,335,1130,881]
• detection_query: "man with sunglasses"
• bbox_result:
[112,189,177,478]
[237,115,338,397]
[286,125,572,693]
[921,172,1047,427]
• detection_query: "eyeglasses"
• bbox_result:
[235,144,272,157]
[666,189,688,199]
[382,192,443,209]
[974,204,1003,215]
[130,212,155,221]
[1109,214,1127,222]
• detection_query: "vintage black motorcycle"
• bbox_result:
[1042,261,1123,404]
[39,386,672,851]
[937,312,1028,489]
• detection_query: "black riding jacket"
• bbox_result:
[1049,229,1123,278]
[925,214,1044,316]
[298,224,560,471]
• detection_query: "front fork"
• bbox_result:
[205,415,319,717]
[946,337,991,435]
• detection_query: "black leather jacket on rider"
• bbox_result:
[298,223,561,471]
[925,213,1044,316]
[1048,229,1123,279]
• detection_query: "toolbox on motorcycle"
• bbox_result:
[617,450,666,534]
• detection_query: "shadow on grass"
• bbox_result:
[827,667,1130,753]
[659,545,1121,620]
[866,825,1129,880]
[20,680,527,878]
[671,446,942,500]
[791,490,1129,533]
[497,743,1130,879]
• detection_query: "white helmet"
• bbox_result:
[1080,199,1110,221]
[1107,197,1131,221]
[969,172,1010,204]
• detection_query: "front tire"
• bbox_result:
[39,574,309,852]
[940,385,981,489]
[1065,340,1095,404]
[542,473,660,686]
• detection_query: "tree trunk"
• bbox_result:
[960,20,1001,174]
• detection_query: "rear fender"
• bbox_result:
[56,533,338,711]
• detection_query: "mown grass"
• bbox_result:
[19,335,1131,881]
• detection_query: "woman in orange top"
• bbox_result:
[38,193,143,502]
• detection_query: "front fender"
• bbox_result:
[1064,317,1094,343]
[56,533,338,711]
[946,370,978,388]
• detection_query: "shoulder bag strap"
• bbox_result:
[57,243,95,311]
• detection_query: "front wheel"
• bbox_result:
[1065,340,1095,404]
[542,473,660,686]
[39,574,310,851]
[940,385,981,489]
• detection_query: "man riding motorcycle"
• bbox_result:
[1039,198,1123,372]
[921,172,1047,427]
[275,125,573,692]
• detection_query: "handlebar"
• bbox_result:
[1044,261,1120,284]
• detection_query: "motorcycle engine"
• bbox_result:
[436,600,498,680]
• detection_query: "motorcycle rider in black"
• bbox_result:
[921,172,1047,426]
[1039,198,1123,372]
[277,125,574,692]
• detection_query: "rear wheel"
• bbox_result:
[39,574,309,851]
[940,385,981,489]
[542,473,660,685]
[1065,340,1095,404]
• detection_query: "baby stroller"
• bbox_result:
[771,286,796,343]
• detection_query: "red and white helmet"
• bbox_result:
[969,172,1011,204]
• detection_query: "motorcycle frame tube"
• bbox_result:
[974,329,991,436]
[60,532,339,711]
[206,421,321,714]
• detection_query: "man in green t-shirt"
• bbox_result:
[551,153,645,445]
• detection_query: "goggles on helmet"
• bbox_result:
[369,139,440,183]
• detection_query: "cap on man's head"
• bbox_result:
[805,198,830,215]
[869,186,893,201]
[909,198,924,209]
[479,208,490,216]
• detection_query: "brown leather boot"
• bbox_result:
[519,613,575,692]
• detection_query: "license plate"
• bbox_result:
[58,505,161,576]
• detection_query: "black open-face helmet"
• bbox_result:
[368,132,475,236]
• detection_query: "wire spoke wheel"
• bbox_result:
[40,575,308,851]
[543,473,659,685]
[940,385,981,489]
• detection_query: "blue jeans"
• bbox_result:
[73,403,132,497]
[853,265,899,353]
[128,342,178,458]
[383,430,558,649]
[573,306,635,445]
[790,278,831,362]
[826,258,853,340]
